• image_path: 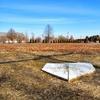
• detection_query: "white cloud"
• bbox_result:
[0,15,76,24]
[0,14,96,25]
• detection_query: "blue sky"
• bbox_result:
[0,0,100,38]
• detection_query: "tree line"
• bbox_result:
[0,24,100,43]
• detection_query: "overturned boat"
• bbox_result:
[42,62,95,82]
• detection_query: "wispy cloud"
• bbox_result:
[0,15,96,25]
[0,16,74,24]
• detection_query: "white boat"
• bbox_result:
[42,62,95,82]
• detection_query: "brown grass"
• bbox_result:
[0,43,100,100]
[0,43,100,54]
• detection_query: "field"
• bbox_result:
[0,43,100,53]
[0,43,100,100]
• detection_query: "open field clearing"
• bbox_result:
[0,43,100,100]
[0,43,100,54]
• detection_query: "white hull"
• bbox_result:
[42,63,95,81]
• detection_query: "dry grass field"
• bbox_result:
[0,43,100,100]
[0,43,100,53]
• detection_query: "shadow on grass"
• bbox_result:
[0,53,75,64]
[0,74,10,85]
[10,78,100,100]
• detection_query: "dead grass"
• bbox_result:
[0,44,100,100]
[0,43,100,54]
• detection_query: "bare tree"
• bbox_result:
[25,32,29,43]
[30,32,35,43]
[35,37,41,43]
[69,35,74,42]
[0,35,7,43]
[31,32,34,40]
[58,35,66,43]
[17,33,26,43]
[43,24,54,43]
[7,28,17,41]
